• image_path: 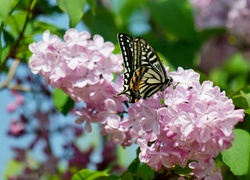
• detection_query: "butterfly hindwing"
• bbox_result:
[139,67,172,99]
[116,33,172,103]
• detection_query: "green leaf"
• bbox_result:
[229,85,250,109]
[7,12,26,36]
[136,163,154,179]
[32,21,66,37]
[1,45,10,63]
[198,27,226,43]
[244,109,250,115]
[103,175,120,180]
[0,23,3,63]
[224,53,250,76]
[53,89,74,115]
[71,169,109,180]
[87,0,96,15]
[148,0,196,42]
[57,0,86,28]
[4,159,24,177]
[9,0,20,14]
[163,39,198,68]
[84,7,118,42]
[124,154,154,179]
[240,91,250,108]
[0,0,11,25]
[209,69,228,90]
[128,157,140,173]
[221,129,250,176]
[172,165,192,175]
[120,171,134,180]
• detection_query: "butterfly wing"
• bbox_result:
[116,33,140,103]
[137,67,172,99]
[116,33,172,103]
[117,33,133,87]
[131,37,172,99]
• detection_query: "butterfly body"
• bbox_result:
[116,33,172,103]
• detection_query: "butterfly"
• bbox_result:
[116,33,173,103]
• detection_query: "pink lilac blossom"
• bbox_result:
[29,30,244,179]
[8,120,25,137]
[227,0,250,45]
[189,158,222,180]
[99,67,243,178]
[190,0,234,28]
[127,67,244,177]
[29,29,124,132]
[6,91,25,112]
[190,0,250,72]
[29,29,123,100]
[198,37,236,73]
[190,0,250,45]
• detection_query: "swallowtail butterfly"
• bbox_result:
[116,33,172,103]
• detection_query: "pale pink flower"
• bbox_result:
[75,108,97,132]
[88,35,114,57]
[64,29,90,48]
[8,120,25,137]
[98,99,121,129]
[140,106,160,135]
[6,103,17,112]
[101,125,126,144]
[6,91,25,112]
[189,158,222,180]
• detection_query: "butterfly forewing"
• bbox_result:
[116,33,140,103]
[117,33,134,86]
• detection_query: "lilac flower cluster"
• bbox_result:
[190,0,250,45]
[29,29,123,103]
[134,68,244,178]
[29,29,125,132]
[29,30,244,179]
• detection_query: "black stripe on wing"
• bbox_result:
[117,33,134,86]
[134,67,172,99]
[133,37,166,78]
[116,33,140,103]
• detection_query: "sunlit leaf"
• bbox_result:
[222,129,250,176]
[128,157,140,173]
[240,91,250,108]
[225,53,249,76]
[57,0,86,27]
[53,89,74,115]
[0,0,11,25]
[87,0,96,15]
[71,169,109,180]
[7,12,26,36]
[1,45,10,64]
[229,86,250,109]
[9,0,20,14]
[244,109,250,115]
